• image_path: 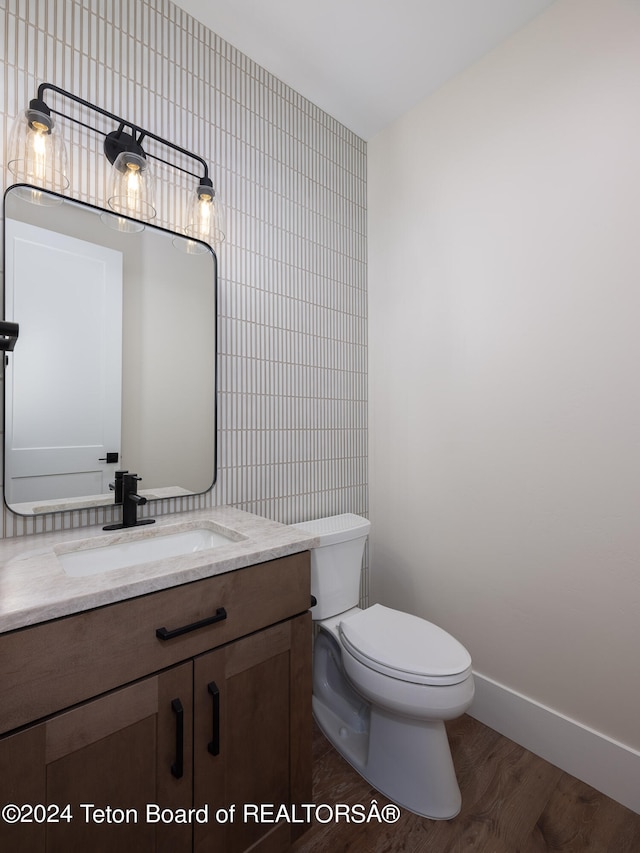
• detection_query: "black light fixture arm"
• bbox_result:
[35,82,210,181]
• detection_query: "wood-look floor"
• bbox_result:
[291,715,640,853]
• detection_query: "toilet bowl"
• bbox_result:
[292,514,474,820]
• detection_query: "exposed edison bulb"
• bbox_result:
[193,190,212,239]
[107,151,156,223]
[186,180,225,246]
[30,121,49,183]
[7,105,69,195]
[125,161,141,209]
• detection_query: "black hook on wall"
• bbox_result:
[0,322,19,352]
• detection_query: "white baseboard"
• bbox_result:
[468,671,640,815]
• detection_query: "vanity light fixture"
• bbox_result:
[7,83,225,245]
[186,177,226,245]
[7,97,69,200]
[106,147,156,225]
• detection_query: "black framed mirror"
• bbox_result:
[3,184,217,515]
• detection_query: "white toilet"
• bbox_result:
[292,513,474,820]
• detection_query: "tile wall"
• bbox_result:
[0,0,368,599]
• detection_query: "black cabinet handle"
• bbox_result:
[208,681,220,756]
[156,607,227,641]
[170,698,184,778]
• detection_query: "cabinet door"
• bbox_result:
[193,612,312,853]
[0,663,193,853]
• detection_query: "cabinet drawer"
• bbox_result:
[0,551,310,733]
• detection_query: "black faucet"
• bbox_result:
[104,472,156,531]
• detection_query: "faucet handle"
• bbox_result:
[109,470,129,501]
[109,470,128,489]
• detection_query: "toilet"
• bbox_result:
[292,513,474,820]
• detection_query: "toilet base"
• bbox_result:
[313,695,463,820]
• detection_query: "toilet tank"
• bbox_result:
[291,514,370,620]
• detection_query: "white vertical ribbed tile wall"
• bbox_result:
[0,0,368,601]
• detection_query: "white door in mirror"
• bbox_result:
[5,219,123,504]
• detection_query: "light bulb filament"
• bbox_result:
[31,127,48,181]
[126,162,141,208]
[197,196,212,237]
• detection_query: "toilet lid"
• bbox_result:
[339,604,472,686]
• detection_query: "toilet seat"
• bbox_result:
[340,604,472,686]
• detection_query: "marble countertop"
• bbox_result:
[0,506,319,634]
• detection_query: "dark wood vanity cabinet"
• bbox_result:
[0,552,312,853]
[193,614,310,853]
[0,663,194,852]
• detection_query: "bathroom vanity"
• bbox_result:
[0,507,316,852]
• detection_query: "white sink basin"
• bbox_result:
[58,527,238,577]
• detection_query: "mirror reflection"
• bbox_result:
[3,185,217,515]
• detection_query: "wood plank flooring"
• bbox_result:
[291,716,640,853]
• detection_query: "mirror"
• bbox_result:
[3,185,217,515]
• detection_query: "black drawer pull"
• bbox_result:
[156,606,227,641]
[170,698,184,778]
[208,681,220,756]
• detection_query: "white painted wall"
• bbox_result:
[368,0,640,754]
